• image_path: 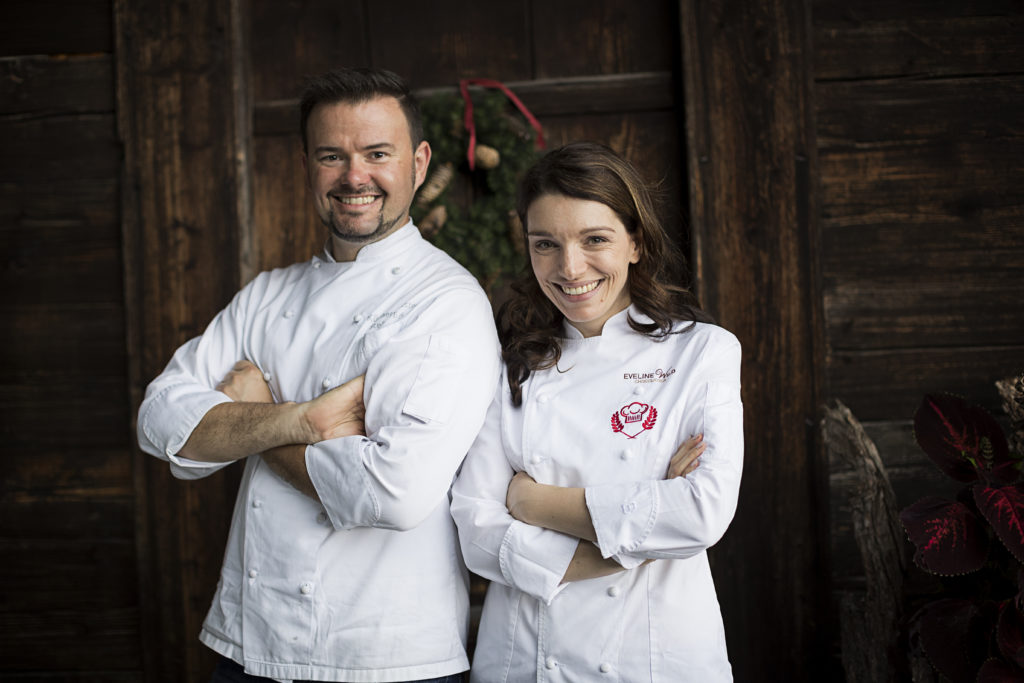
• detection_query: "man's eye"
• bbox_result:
[321,154,339,162]
[370,151,388,160]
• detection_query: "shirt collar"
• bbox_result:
[317,220,421,265]
[561,304,651,342]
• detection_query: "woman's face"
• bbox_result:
[526,193,639,338]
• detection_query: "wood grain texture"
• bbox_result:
[115,0,250,679]
[0,0,113,57]
[367,0,531,88]
[248,0,371,102]
[532,0,674,78]
[680,0,827,679]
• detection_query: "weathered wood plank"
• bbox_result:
[0,540,138,609]
[0,0,113,57]
[248,0,370,102]
[0,54,114,116]
[0,500,134,539]
[0,606,140,671]
[116,0,251,679]
[816,77,1024,150]
[827,346,1024,421]
[0,449,133,503]
[812,0,1021,24]
[680,0,827,680]
[0,381,129,451]
[0,115,120,183]
[250,135,320,273]
[813,15,1024,81]
[532,0,674,78]
[824,276,1024,350]
[254,73,677,136]
[0,304,127,376]
[367,0,531,88]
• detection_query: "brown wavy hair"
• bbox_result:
[499,141,711,406]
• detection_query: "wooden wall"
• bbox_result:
[4,0,1020,681]
[0,0,143,679]
[815,0,1024,672]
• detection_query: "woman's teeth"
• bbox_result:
[561,281,600,296]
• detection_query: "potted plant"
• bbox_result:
[900,376,1024,681]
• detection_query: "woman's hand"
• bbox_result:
[666,433,705,479]
[505,471,537,523]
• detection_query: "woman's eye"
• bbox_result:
[532,240,555,250]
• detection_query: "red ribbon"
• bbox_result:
[459,78,546,170]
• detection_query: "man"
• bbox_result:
[137,68,499,683]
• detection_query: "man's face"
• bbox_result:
[303,96,430,261]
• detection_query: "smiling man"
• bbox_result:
[136,68,499,683]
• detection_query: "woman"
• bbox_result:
[450,142,743,682]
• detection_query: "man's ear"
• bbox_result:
[413,140,432,190]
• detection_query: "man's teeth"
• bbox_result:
[561,281,600,296]
[337,196,377,205]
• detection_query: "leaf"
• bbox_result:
[977,657,1024,683]
[997,601,1024,669]
[914,394,1013,484]
[900,496,989,575]
[975,483,1024,564]
[913,598,993,683]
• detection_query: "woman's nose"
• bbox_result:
[560,247,585,279]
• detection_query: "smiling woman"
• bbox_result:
[526,193,640,338]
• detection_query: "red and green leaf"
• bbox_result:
[900,496,989,575]
[913,598,994,683]
[975,483,1024,564]
[977,658,1024,683]
[914,394,1014,484]
[997,600,1024,668]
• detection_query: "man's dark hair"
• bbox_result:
[299,67,423,152]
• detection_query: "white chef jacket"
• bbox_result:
[137,223,500,682]
[450,307,742,682]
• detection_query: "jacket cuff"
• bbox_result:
[498,521,577,604]
[586,480,658,559]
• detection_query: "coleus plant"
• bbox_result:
[900,392,1024,682]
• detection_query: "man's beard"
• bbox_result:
[323,206,402,245]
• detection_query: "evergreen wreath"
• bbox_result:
[411,88,543,297]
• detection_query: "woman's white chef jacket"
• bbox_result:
[451,307,742,682]
[137,224,500,682]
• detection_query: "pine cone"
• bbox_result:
[418,204,447,239]
[474,144,501,170]
[416,162,454,208]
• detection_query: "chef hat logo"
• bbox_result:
[620,402,649,423]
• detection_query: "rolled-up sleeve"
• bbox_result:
[450,381,578,605]
[586,338,743,562]
[136,277,265,480]
[307,288,500,532]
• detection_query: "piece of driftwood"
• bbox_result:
[823,400,908,682]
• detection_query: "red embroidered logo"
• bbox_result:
[610,402,658,439]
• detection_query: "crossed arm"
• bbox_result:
[505,434,706,583]
[178,360,365,500]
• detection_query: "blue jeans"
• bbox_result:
[210,656,465,683]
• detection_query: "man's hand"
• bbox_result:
[216,360,273,403]
[299,375,367,443]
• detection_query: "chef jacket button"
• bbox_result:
[530,455,542,464]
[621,501,637,514]
[262,371,272,382]
[545,656,557,669]
[620,449,632,460]
[322,377,331,389]
[607,586,620,597]
[248,569,258,579]
[633,385,644,395]
[600,663,612,673]
[251,499,262,508]
[283,309,295,318]
[312,261,321,269]
[391,266,402,275]
[316,511,328,524]
[353,314,364,324]
[537,394,549,404]
[300,582,313,595]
